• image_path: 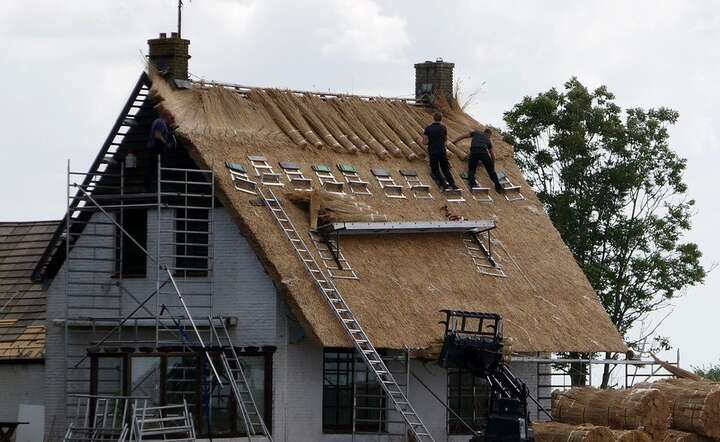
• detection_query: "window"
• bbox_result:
[89,348,273,438]
[323,348,386,434]
[175,207,209,277]
[447,368,490,435]
[115,209,147,276]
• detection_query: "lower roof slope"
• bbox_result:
[149,74,626,353]
[0,220,56,360]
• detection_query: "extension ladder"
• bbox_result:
[257,186,435,441]
[209,317,273,441]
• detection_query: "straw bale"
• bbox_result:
[636,379,720,438]
[611,429,652,442]
[330,99,389,158]
[248,89,306,146]
[289,94,343,151]
[268,89,324,148]
[149,75,627,354]
[375,101,427,158]
[534,422,615,442]
[304,95,359,153]
[662,430,714,442]
[551,388,670,439]
[346,98,405,158]
[286,189,387,224]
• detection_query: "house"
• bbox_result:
[20,33,627,441]
[0,220,57,440]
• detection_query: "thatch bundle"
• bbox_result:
[267,89,324,148]
[636,379,720,438]
[286,189,386,224]
[533,422,615,442]
[661,429,714,442]
[551,388,670,439]
[611,429,652,442]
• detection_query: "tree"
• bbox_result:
[694,363,720,382]
[503,78,705,387]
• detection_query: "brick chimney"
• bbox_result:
[147,32,191,80]
[414,58,455,104]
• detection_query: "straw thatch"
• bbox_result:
[611,429,652,442]
[636,379,720,438]
[148,72,626,353]
[662,430,714,442]
[551,388,670,439]
[534,422,615,442]
[286,189,387,224]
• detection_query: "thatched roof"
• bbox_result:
[142,74,626,353]
[0,220,56,359]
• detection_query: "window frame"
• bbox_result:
[113,208,148,278]
[89,347,274,438]
[447,367,490,435]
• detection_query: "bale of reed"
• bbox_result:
[331,99,388,158]
[551,387,670,439]
[534,422,615,442]
[611,429,652,442]
[268,90,324,148]
[635,379,720,438]
[305,95,358,153]
[661,429,714,442]
[289,94,343,151]
[346,98,404,158]
[286,189,387,224]
[251,90,308,147]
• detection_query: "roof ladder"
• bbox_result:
[399,170,432,199]
[279,161,312,191]
[459,172,493,202]
[309,231,359,280]
[312,164,345,193]
[371,168,405,199]
[248,155,284,186]
[337,164,372,195]
[464,231,506,278]
[256,186,434,441]
[209,317,273,441]
[497,171,524,201]
[225,162,258,195]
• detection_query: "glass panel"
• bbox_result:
[96,356,123,396]
[447,368,490,435]
[131,356,161,405]
[167,355,196,406]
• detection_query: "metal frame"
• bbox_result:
[370,168,405,199]
[337,164,372,196]
[279,161,312,191]
[497,171,524,202]
[318,220,495,236]
[463,231,507,278]
[312,164,345,194]
[248,155,284,186]
[399,170,432,199]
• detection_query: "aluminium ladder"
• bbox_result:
[257,186,435,441]
[209,317,273,441]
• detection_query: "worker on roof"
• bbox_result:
[453,128,503,193]
[422,112,459,190]
[144,111,177,190]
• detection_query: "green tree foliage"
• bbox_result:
[694,363,720,382]
[503,78,705,386]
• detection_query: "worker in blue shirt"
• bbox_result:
[453,128,503,193]
[422,112,458,190]
[144,112,177,190]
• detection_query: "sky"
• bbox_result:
[1,1,718,373]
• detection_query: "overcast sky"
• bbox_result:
[1,1,718,374]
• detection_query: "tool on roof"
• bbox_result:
[370,168,406,198]
[400,170,432,199]
[460,172,493,202]
[497,171,524,201]
[439,310,537,442]
[279,161,312,191]
[312,164,345,194]
[337,163,372,195]
[225,161,257,195]
[208,317,273,440]
[257,186,435,441]
[248,155,283,186]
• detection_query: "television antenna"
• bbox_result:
[177,0,191,37]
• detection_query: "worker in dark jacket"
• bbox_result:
[144,112,177,190]
[422,112,458,190]
[453,128,503,193]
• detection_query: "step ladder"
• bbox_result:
[279,161,312,191]
[226,161,258,195]
[371,168,406,199]
[337,163,372,195]
[309,231,359,280]
[208,317,273,441]
[248,155,284,186]
[257,186,434,441]
[399,170,432,199]
[129,400,196,442]
[312,164,345,193]
[497,171,524,201]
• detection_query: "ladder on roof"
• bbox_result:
[208,317,273,441]
[256,186,435,441]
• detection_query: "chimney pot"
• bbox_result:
[159,32,167,38]
[171,32,179,38]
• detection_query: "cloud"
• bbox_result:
[317,0,409,63]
